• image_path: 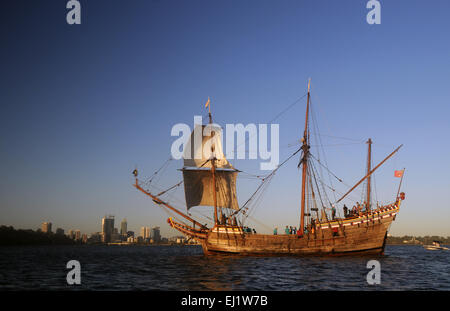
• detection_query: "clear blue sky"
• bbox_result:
[1,0,449,237]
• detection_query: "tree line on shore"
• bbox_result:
[0,226,77,246]
[386,235,450,245]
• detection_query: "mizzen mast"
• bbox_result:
[366,138,372,211]
[336,144,403,204]
[299,79,311,234]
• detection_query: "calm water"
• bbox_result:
[0,245,449,290]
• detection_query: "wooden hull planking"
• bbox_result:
[190,203,401,256]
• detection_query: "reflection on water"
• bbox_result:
[0,245,449,290]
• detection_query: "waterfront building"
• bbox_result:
[41,222,52,233]
[140,226,150,240]
[151,226,161,243]
[67,229,75,240]
[120,218,127,236]
[75,230,81,241]
[88,232,102,243]
[102,215,114,243]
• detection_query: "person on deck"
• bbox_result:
[285,226,290,234]
[331,205,336,220]
[273,227,278,235]
[343,205,348,218]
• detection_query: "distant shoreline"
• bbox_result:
[2,225,449,247]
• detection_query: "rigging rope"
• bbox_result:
[232,147,302,218]
[146,157,173,185]
[225,93,307,162]
[309,153,344,184]
[156,181,183,197]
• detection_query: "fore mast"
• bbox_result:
[207,98,220,226]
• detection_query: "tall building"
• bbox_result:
[68,229,75,239]
[120,218,127,236]
[151,226,161,243]
[102,215,115,243]
[140,226,150,239]
[41,222,52,233]
[75,230,81,241]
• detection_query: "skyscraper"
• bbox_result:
[41,222,52,233]
[75,230,81,241]
[151,226,161,243]
[120,218,127,236]
[102,215,114,243]
[68,229,75,239]
[140,226,150,240]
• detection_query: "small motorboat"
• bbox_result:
[423,241,449,250]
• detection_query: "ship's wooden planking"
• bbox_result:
[200,204,400,256]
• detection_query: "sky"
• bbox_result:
[1,0,450,238]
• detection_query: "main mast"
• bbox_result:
[366,138,372,211]
[208,99,219,226]
[300,79,311,234]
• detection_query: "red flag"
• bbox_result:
[394,170,403,178]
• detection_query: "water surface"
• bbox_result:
[0,245,448,290]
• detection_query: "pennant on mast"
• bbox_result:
[205,97,211,113]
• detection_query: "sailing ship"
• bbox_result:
[134,80,406,256]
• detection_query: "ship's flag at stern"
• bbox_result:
[394,170,404,177]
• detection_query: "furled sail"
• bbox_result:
[183,124,234,169]
[182,169,239,210]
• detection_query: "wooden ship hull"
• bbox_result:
[169,202,401,256]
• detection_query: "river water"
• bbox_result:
[0,245,448,290]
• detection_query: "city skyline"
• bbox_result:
[33,216,167,240]
[1,1,450,237]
